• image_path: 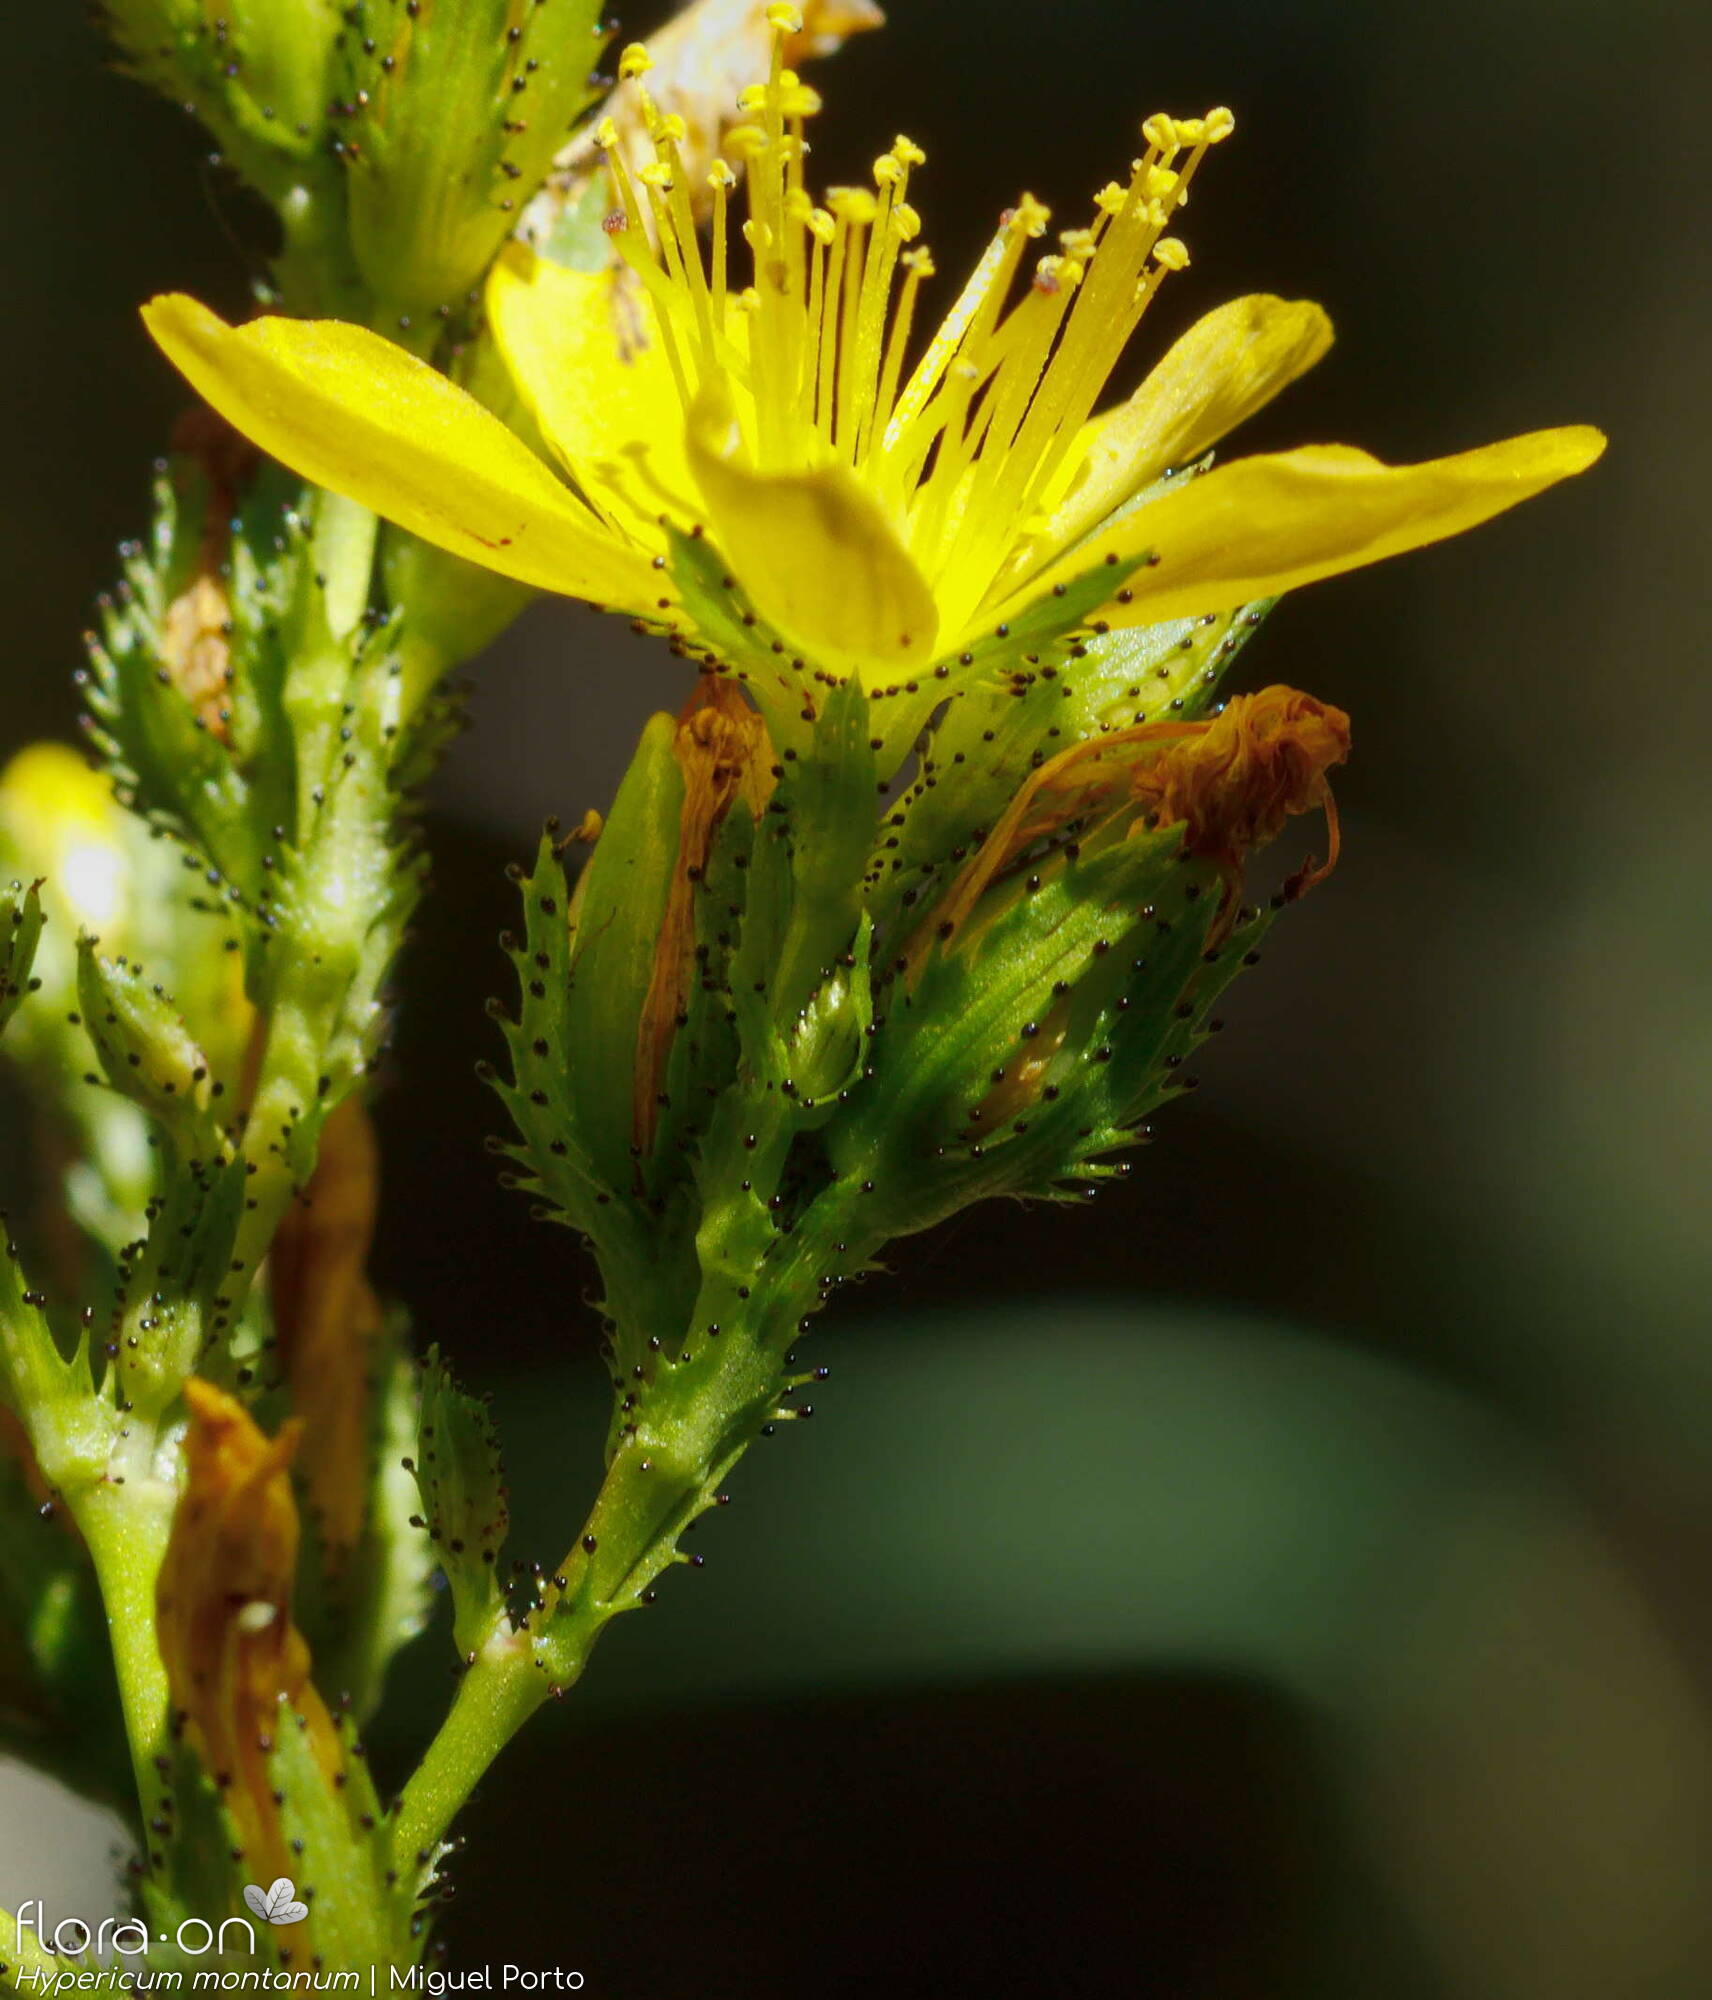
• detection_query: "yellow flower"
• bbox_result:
[0,745,129,937]
[143,9,1602,699]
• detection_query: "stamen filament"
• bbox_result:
[600,18,1232,662]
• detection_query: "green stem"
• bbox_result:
[386,1635,547,1872]
[388,1323,786,1869]
[69,1471,177,1836]
[0,1903,64,1989]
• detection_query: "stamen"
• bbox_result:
[593,34,1234,659]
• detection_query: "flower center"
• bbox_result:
[597,8,1232,638]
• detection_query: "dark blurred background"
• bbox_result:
[7,0,1712,1994]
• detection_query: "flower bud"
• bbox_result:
[783,924,874,1116]
[98,0,344,201]
[338,0,609,316]
[75,937,224,1154]
[495,678,774,1276]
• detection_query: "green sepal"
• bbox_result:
[73,940,260,1410]
[490,831,661,1337]
[833,813,1274,1230]
[765,673,877,1025]
[648,786,754,1187]
[143,1706,404,1974]
[664,529,822,756]
[411,1349,508,1660]
[138,1742,264,1968]
[493,837,616,1226]
[264,1708,402,1970]
[0,884,43,1041]
[338,0,610,316]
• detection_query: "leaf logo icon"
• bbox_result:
[243,1878,309,1926]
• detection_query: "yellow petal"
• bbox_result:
[995,427,1607,635]
[487,245,699,542]
[1025,295,1334,566]
[141,295,659,613]
[685,383,939,684]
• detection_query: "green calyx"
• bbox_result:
[98,0,346,196]
[337,0,611,319]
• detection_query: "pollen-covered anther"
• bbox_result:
[1033,255,1083,296]
[1006,193,1052,238]
[766,2,806,31]
[723,122,768,162]
[1152,238,1191,272]
[827,185,879,225]
[618,42,654,82]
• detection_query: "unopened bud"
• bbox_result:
[339,0,609,316]
[101,0,344,189]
